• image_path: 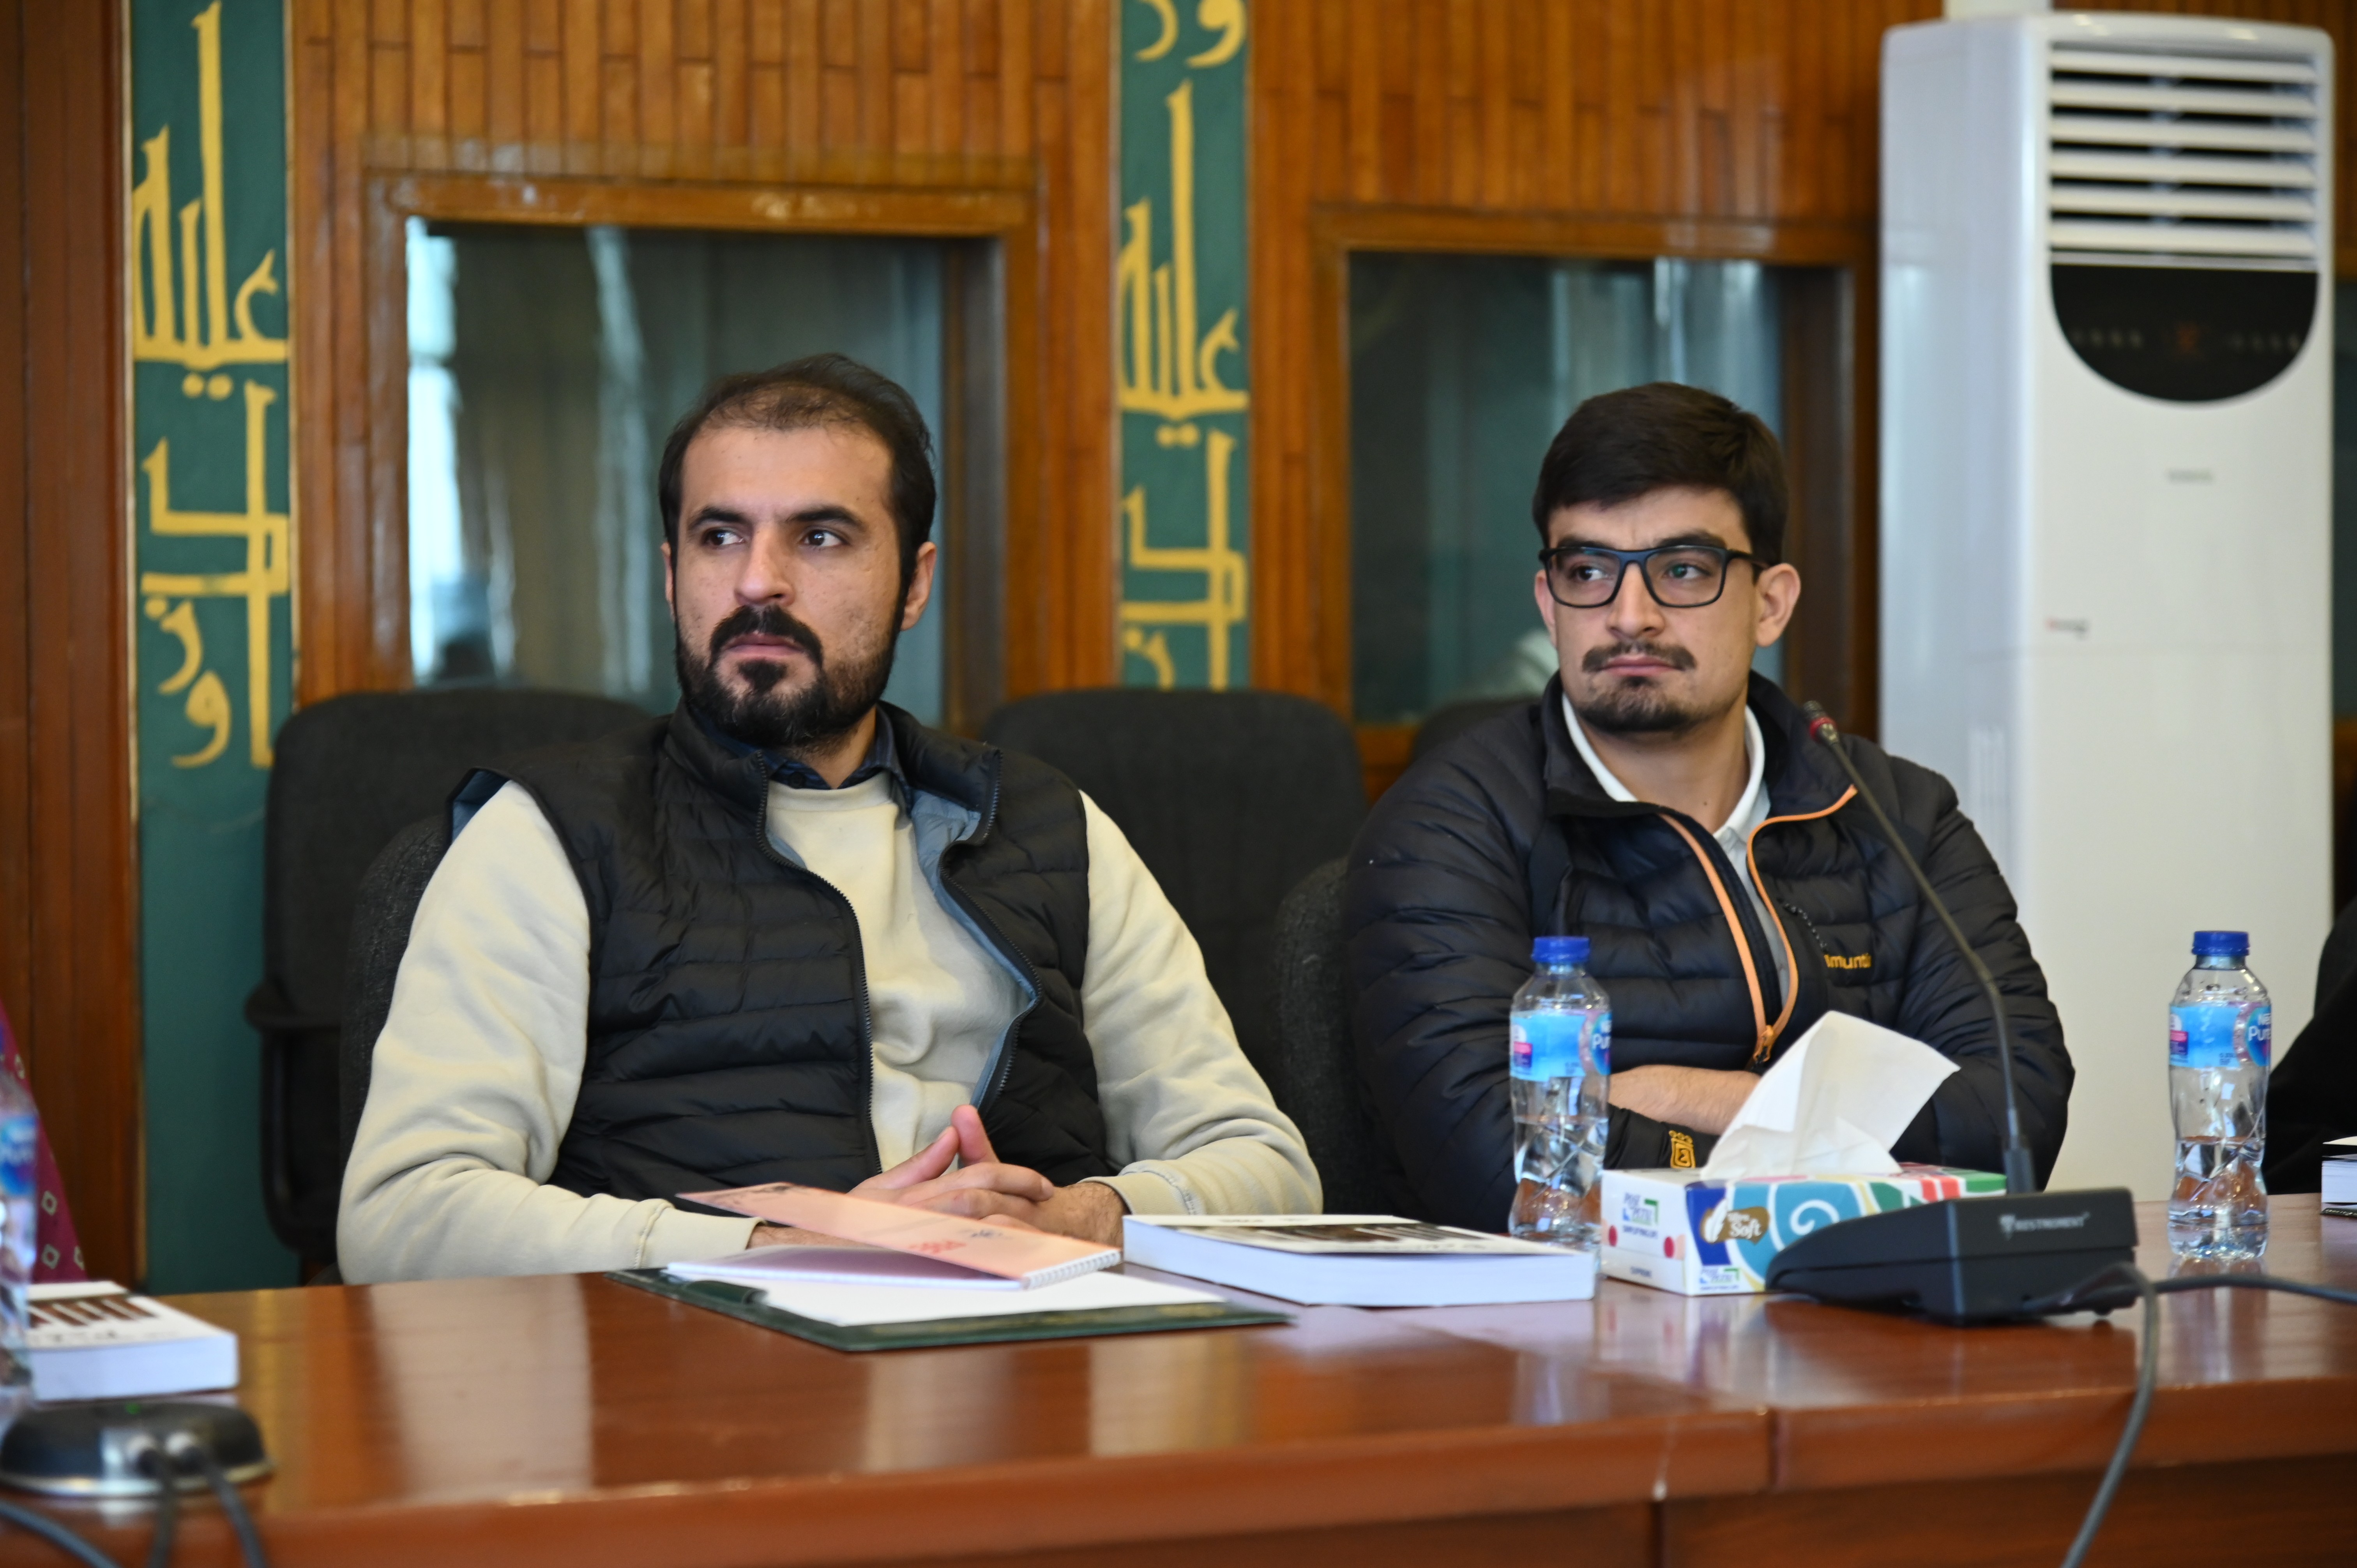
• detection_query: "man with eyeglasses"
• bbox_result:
[1344,381,2071,1229]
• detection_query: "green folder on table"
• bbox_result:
[606,1268,1290,1352]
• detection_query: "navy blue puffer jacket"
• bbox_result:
[1343,675,2071,1231]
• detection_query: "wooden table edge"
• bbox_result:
[1772,1375,2357,1490]
[21,1408,1773,1568]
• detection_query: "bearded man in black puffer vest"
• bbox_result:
[1346,383,2072,1232]
[340,356,1315,1282]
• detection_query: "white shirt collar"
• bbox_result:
[1562,693,1767,839]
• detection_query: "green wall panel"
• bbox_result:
[1117,0,1250,689]
[129,0,297,1290]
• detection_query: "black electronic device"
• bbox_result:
[1764,1186,2139,1324]
[1766,705,2140,1322]
[0,1400,271,1497]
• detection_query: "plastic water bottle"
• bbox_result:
[0,1067,34,1402]
[2168,929,2270,1260]
[1509,935,1610,1248]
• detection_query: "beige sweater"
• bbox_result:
[339,776,1318,1282]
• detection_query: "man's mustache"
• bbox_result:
[1582,638,1696,674]
[709,604,825,667]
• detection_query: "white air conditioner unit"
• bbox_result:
[1881,12,2332,1200]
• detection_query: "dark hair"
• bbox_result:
[1529,382,1788,565]
[657,353,937,592]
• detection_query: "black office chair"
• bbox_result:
[1413,697,1531,762]
[2263,896,2357,1194]
[246,687,644,1268]
[1270,858,1394,1215]
[338,816,453,1171]
[982,689,1367,1093]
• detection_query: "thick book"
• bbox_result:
[610,1267,1288,1352]
[1122,1215,1597,1307]
[27,1283,238,1402]
[678,1182,1120,1288]
[2323,1142,2357,1214]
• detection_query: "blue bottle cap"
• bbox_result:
[2191,930,2249,959]
[1534,935,1590,965]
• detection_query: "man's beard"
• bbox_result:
[677,602,899,756]
[1573,637,1724,736]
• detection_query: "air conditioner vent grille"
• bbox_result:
[2047,42,2322,267]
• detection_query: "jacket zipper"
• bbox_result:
[937,756,1046,1116]
[748,763,884,1179]
[1655,815,1780,1063]
[1736,788,1858,1061]
[747,747,1048,1169]
[1646,784,1858,1067]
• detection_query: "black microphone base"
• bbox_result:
[1764,1188,2140,1324]
[0,1400,271,1497]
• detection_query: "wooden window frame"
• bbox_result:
[359,175,1035,735]
[1278,210,1877,796]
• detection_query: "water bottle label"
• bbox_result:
[2169,1004,2271,1069]
[0,1114,32,1202]
[1511,1013,1610,1080]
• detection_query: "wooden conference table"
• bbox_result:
[4,1197,2354,1568]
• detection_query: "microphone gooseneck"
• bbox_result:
[1800,701,2038,1196]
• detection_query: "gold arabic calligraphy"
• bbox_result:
[1118,0,1249,689]
[140,382,289,770]
[1118,78,1247,429]
[130,0,287,396]
[133,0,290,771]
[1120,430,1248,691]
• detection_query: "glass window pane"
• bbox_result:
[406,220,950,722]
[1348,253,1786,726]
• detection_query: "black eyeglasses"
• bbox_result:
[1538,543,1762,609]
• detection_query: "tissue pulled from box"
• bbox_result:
[1698,1012,1957,1180]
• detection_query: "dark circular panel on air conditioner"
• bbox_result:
[2052,264,2316,403]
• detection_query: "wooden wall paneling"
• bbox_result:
[942,237,1005,733]
[0,0,142,1284]
[1779,267,1862,733]
[363,173,411,694]
[291,0,1115,711]
[2341,0,2355,275]
[0,0,28,1091]
[294,0,381,699]
[1847,258,1880,738]
[1244,0,1322,705]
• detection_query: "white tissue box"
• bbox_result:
[1600,1165,2005,1296]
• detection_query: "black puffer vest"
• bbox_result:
[463,703,1112,1203]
